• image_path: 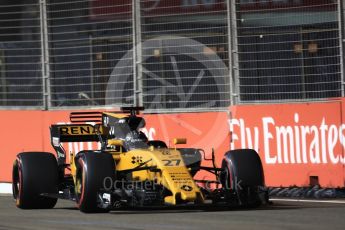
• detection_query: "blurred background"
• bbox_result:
[0,0,343,111]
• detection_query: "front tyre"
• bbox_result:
[12,152,58,209]
[220,149,267,207]
[75,151,115,213]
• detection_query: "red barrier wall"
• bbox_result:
[230,101,345,187]
[1,100,344,187]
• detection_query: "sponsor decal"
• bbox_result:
[181,185,193,192]
[52,137,60,147]
[59,125,102,136]
[131,156,143,164]
[230,113,345,165]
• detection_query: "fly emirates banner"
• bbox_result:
[0,100,344,187]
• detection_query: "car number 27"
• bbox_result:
[162,159,181,166]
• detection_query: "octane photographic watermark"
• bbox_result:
[105,35,230,151]
[105,35,229,109]
[102,176,244,192]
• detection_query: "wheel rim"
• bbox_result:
[220,161,232,190]
[75,158,85,207]
[76,170,82,202]
[223,166,231,190]
[12,160,22,206]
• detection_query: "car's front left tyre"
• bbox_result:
[220,149,267,208]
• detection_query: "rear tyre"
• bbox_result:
[220,149,267,207]
[12,152,58,209]
[75,151,115,213]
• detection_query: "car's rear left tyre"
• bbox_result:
[12,152,58,209]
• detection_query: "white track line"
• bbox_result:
[0,183,12,194]
[271,198,345,204]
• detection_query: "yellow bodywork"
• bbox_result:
[70,143,204,205]
[67,111,204,205]
[115,148,203,204]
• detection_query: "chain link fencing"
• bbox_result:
[0,0,344,110]
[234,0,342,102]
[0,0,42,107]
[47,0,134,107]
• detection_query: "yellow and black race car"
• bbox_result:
[12,107,268,213]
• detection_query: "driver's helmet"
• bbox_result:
[127,116,146,131]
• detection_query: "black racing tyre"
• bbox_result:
[220,149,265,207]
[12,152,58,209]
[75,151,115,213]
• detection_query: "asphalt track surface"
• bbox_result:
[1,195,345,230]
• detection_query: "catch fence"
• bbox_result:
[0,0,343,111]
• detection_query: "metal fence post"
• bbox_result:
[339,0,345,97]
[132,0,143,107]
[226,0,233,106]
[39,0,51,110]
[228,0,240,105]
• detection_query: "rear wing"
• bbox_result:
[69,107,144,123]
[69,112,103,123]
[51,107,144,165]
[50,124,108,166]
[50,124,108,143]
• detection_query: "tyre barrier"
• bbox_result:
[268,186,345,199]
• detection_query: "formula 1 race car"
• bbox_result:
[12,107,268,213]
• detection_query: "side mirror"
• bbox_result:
[107,139,124,153]
[173,138,187,145]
